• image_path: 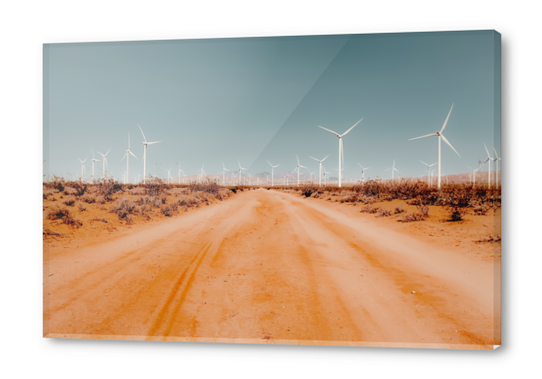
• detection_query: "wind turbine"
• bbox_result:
[420,161,436,186]
[122,133,137,184]
[322,166,330,186]
[483,144,492,187]
[318,118,362,187]
[357,163,370,181]
[178,166,184,184]
[166,168,172,184]
[409,104,460,188]
[293,155,307,187]
[266,160,280,187]
[138,124,161,184]
[221,162,229,186]
[385,160,400,179]
[494,148,501,187]
[198,164,206,181]
[237,161,247,186]
[91,150,100,182]
[309,155,329,187]
[97,149,110,179]
[78,158,87,181]
[468,165,481,186]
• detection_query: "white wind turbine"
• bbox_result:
[237,161,247,186]
[166,168,172,185]
[121,133,137,184]
[266,160,280,187]
[138,124,161,184]
[178,166,184,184]
[358,163,370,181]
[97,149,110,179]
[294,155,307,187]
[483,144,492,187]
[420,161,436,186]
[198,164,206,181]
[468,165,481,187]
[494,148,501,186]
[318,118,362,187]
[322,166,330,186]
[309,154,329,187]
[385,160,400,179]
[78,158,87,181]
[409,104,460,188]
[221,162,229,186]
[91,150,100,182]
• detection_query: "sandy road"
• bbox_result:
[44,189,499,348]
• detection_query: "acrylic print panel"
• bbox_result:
[43,30,501,349]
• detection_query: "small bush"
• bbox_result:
[110,198,136,220]
[301,185,317,198]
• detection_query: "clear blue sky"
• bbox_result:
[44,30,500,181]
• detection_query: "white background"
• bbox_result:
[0,1,540,378]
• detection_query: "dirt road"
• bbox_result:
[44,189,499,349]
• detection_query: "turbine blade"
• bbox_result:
[296,155,299,165]
[129,151,138,159]
[322,154,329,162]
[420,160,429,166]
[409,133,438,140]
[138,124,147,143]
[121,153,127,160]
[340,118,362,137]
[318,125,340,137]
[147,141,161,145]
[441,135,461,157]
[440,103,454,133]
[309,156,319,162]
[106,148,110,156]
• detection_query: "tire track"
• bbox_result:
[146,242,212,338]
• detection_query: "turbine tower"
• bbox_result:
[91,150,100,182]
[483,144,492,187]
[221,162,229,186]
[78,158,87,181]
[266,160,280,187]
[409,104,460,188]
[318,118,362,187]
[385,160,400,179]
[294,155,307,187]
[420,161,436,186]
[138,124,161,184]
[198,164,206,181]
[237,161,247,186]
[178,165,184,185]
[122,133,137,185]
[309,155,329,187]
[97,149,110,179]
[357,163,370,181]
[166,168,172,184]
[494,147,501,187]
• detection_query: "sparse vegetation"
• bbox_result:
[43,177,233,238]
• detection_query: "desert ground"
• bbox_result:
[43,180,500,349]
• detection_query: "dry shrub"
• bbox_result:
[161,205,173,217]
[47,206,82,228]
[77,202,87,212]
[64,198,75,207]
[145,176,166,196]
[301,185,317,198]
[80,194,96,204]
[110,198,136,220]
[72,182,88,197]
[95,179,124,201]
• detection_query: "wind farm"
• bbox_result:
[43,31,501,349]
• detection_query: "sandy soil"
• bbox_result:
[44,189,500,349]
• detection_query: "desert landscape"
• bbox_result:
[43,177,501,349]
